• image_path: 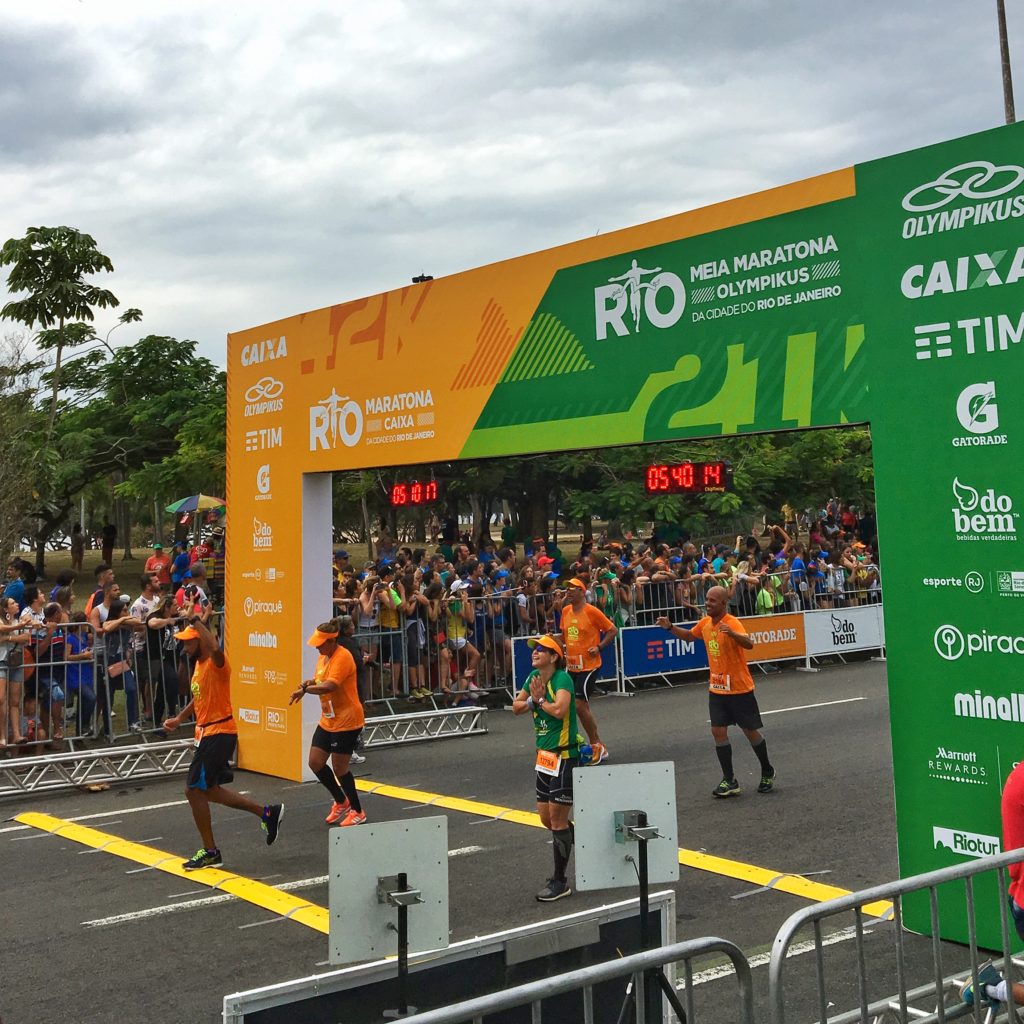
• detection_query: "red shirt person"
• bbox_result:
[144,544,172,586]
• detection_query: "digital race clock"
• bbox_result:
[389,480,442,507]
[644,461,733,494]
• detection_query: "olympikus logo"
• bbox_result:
[247,631,278,649]
[243,377,284,417]
[932,825,1000,859]
[902,161,1024,238]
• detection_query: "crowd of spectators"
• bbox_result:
[333,500,880,704]
[0,531,224,750]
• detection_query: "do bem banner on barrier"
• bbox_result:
[804,605,885,658]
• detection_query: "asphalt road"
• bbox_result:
[0,659,978,1023]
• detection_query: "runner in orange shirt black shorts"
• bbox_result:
[290,620,366,827]
[657,586,775,798]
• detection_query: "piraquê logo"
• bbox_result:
[935,623,1024,661]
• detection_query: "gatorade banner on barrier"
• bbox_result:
[740,612,807,663]
[804,605,884,657]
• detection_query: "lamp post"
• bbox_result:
[997,0,1016,124]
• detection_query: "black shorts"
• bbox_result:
[187,733,237,790]
[379,632,400,663]
[569,669,599,703]
[311,725,362,755]
[535,755,577,805]
[708,690,763,731]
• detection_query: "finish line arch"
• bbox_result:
[226,120,1024,946]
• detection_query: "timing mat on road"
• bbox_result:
[14,781,893,933]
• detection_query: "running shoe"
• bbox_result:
[338,809,367,827]
[757,768,777,794]
[325,800,350,824]
[349,751,366,765]
[712,778,741,798]
[960,960,1003,1008]
[183,847,223,871]
[536,878,572,902]
[592,742,610,764]
[261,803,284,845]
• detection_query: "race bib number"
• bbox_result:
[710,672,732,693]
[565,652,583,672]
[535,749,561,776]
[320,699,335,719]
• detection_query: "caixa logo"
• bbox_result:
[594,259,686,341]
[310,389,363,450]
[932,825,1000,859]
[240,336,287,367]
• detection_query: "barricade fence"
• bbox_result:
[0,607,225,752]
[335,573,883,710]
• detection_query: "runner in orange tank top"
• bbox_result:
[163,617,284,870]
[657,586,776,799]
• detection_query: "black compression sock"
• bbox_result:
[751,738,773,774]
[552,827,573,883]
[715,741,734,780]
[314,765,345,803]
[339,771,362,813]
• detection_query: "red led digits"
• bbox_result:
[643,462,731,494]
[389,480,443,507]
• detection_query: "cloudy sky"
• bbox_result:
[1,1,1019,367]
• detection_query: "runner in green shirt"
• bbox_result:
[512,633,577,902]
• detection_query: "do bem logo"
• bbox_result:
[952,477,1017,540]
[829,614,857,646]
[252,516,273,550]
[594,259,686,341]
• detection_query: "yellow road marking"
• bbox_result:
[356,780,894,920]
[13,812,329,933]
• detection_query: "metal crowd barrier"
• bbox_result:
[354,936,753,1024]
[2,607,225,754]
[768,848,1024,1024]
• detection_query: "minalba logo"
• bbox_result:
[594,259,686,340]
[247,631,278,649]
[310,389,363,451]
[952,477,1017,539]
[933,825,1000,859]
[243,376,284,417]
[902,161,1024,238]
[954,382,1005,447]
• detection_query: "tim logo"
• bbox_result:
[646,639,665,660]
[265,707,287,734]
[594,259,686,340]
[933,825,1000,859]
[310,390,363,451]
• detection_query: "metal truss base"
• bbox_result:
[362,706,488,747]
[0,740,194,799]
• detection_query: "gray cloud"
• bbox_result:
[0,0,1020,361]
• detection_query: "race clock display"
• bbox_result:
[644,461,733,494]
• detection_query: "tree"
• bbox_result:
[0,226,129,436]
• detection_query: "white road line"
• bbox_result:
[82,847,487,928]
[761,697,867,716]
[1,793,251,835]
[678,925,872,989]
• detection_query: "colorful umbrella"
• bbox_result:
[165,493,226,514]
